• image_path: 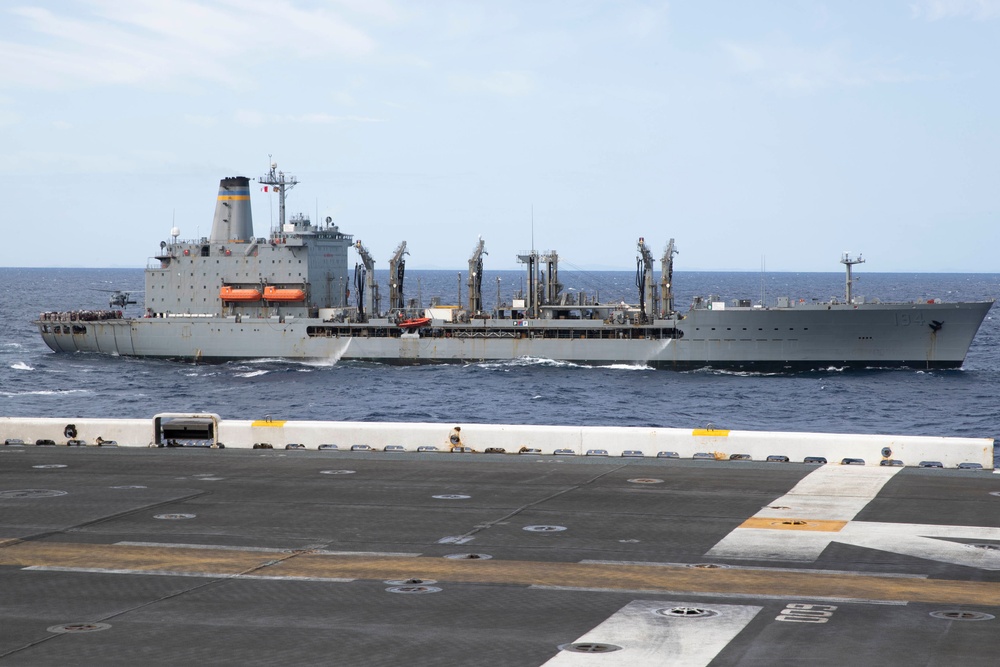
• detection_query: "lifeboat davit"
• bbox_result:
[220,286,262,301]
[263,286,307,302]
[398,317,431,329]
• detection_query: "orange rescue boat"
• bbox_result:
[398,317,431,329]
[219,286,262,301]
[263,286,307,302]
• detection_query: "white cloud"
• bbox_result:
[910,0,1000,20]
[234,110,383,126]
[8,150,137,173]
[0,0,381,90]
[449,70,536,96]
[622,1,669,39]
[183,114,218,127]
[235,109,267,127]
[721,40,920,93]
[287,113,383,124]
[329,0,401,22]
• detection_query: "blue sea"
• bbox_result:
[1,267,997,443]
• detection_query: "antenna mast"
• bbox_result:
[258,156,298,230]
[841,252,864,303]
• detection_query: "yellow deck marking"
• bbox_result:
[251,420,287,427]
[2,541,1000,606]
[0,542,272,574]
[692,429,730,437]
[739,518,848,532]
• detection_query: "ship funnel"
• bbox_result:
[209,176,253,243]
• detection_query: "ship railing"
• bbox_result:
[37,310,125,322]
[452,330,517,339]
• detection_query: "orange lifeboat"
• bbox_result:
[220,286,262,301]
[263,286,307,302]
[398,316,431,329]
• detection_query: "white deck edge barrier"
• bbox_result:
[0,415,993,469]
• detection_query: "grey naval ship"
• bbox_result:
[36,165,993,370]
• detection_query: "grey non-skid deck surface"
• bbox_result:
[2,446,998,666]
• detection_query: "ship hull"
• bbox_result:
[36,301,993,371]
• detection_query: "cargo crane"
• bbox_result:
[467,237,487,315]
[353,240,380,321]
[660,238,677,318]
[516,249,561,319]
[636,237,659,322]
[388,241,408,313]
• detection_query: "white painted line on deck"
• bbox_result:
[310,549,422,557]
[530,586,908,606]
[540,599,761,666]
[836,521,1000,570]
[755,464,904,519]
[707,465,1000,569]
[579,560,928,578]
[115,541,293,553]
[708,465,903,562]
[113,541,422,557]
[24,565,355,582]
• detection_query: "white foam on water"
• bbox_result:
[0,388,92,397]
[235,369,269,378]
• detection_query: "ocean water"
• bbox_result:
[1,267,997,442]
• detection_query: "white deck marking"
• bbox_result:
[530,586,907,605]
[540,599,761,666]
[579,560,927,578]
[837,522,1000,570]
[756,464,905,519]
[114,542,422,557]
[24,566,355,582]
[708,465,902,561]
[115,541,292,553]
[709,465,1000,569]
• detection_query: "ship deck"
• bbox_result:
[2,446,999,666]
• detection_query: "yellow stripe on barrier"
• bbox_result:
[217,195,250,200]
[692,429,730,437]
[251,420,287,427]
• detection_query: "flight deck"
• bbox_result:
[2,446,999,666]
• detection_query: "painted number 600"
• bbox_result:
[776,603,837,623]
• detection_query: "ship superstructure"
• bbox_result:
[145,166,353,320]
[36,168,993,370]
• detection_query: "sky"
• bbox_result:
[1,0,998,272]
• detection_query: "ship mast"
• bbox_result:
[841,252,864,303]
[258,159,298,231]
